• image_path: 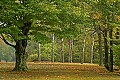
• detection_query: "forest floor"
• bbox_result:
[0,62,120,80]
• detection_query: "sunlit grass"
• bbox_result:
[0,62,120,80]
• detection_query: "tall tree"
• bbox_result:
[0,0,82,71]
[52,34,55,62]
[61,38,64,63]
[0,0,60,71]
[109,27,113,72]
[81,34,86,64]
[90,32,94,64]
[98,27,103,66]
[38,43,41,62]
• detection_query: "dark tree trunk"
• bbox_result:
[109,28,113,72]
[103,28,109,70]
[13,40,28,71]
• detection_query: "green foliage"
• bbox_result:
[113,44,120,68]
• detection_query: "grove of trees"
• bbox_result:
[0,0,120,72]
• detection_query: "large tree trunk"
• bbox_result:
[13,40,28,71]
[98,27,103,66]
[13,22,31,71]
[103,28,109,70]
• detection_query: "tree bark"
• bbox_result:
[90,33,94,64]
[13,22,32,71]
[98,27,103,66]
[109,28,113,72]
[68,39,73,63]
[13,40,28,71]
[103,28,109,70]
[61,38,64,63]
[52,34,54,62]
[38,43,41,62]
[81,35,86,64]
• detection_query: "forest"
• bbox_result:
[0,0,120,74]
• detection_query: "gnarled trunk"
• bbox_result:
[13,40,28,71]
[13,22,31,71]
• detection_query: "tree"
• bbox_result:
[38,43,41,62]
[0,0,59,71]
[61,38,64,63]
[0,0,82,71]
[52,34,55,62]
[97,26,103,66]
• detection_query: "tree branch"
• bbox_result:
[1,34,15,48]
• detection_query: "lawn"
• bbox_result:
[0,62,120,80]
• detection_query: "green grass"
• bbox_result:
[0,62,120,80]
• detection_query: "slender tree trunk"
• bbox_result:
[98,27,103,66]
[68,40,71,63]
[103,28,109,70]
[61,38,64,63]
[81,35,86,64]
[90,34,94,64]
[109,28,113,72]
[38,43,41,62]
[13,40,28,71]
[70,39,73,63]
[52,34,54,62]
[68,39,73,63]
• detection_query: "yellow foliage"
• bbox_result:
[92,12,102,20]
[117,16,120,22]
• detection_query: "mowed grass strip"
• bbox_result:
[0,62,120,80]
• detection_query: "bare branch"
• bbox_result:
[1,34,15,48]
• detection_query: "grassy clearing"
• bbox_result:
[0,62,120,80]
